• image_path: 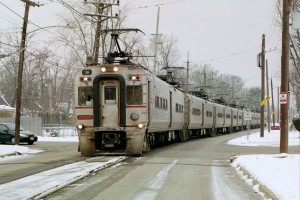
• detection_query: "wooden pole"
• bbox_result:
[260,34,265,137]
[280,0,290,153]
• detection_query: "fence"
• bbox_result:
[0,117,42,136]
[42,125,77,137]
[0,117,78,137]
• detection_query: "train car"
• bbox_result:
[237,109,244,130]
[231,107,240,131]
[214,103,227,134]
[74,56,190,155]
[223,106,232,133]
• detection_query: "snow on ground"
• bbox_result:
[0,129,299,199]
[0,136,78,159]
[228,130,300,200]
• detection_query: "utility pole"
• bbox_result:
[266,60,270,132]
[84,0,119,65]
[184,52,192,92]
[94,5,102,65]
[15,0,41,145]
[280,0,290,153]
[260,34,266,138]
[271,79,275,127]
[153,6,160,74]
[277,87,280,123]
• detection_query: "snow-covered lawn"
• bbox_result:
[228,130,300,200]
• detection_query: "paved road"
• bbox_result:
[44,129,300,200]
[0,141,85,184]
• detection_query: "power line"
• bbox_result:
[56,0,94,23]
[266,4,279,46]
[198,45,278,63]
[0,2,24,19]
[131,0,188,9]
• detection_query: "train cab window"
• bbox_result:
[78,86,93,106]
[126,85,142,105]
[104,86,116,104]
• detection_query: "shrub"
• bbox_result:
[292,114,300,132]
[50,131,60,137]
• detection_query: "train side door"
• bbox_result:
[201,103,204,126]
[213,106,216,128]
[169,91,172,127]
[100,80,119,127]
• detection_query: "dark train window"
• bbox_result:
[78,86,93,106]
[155,96,159,108]
[226,114,231,118]
[193,108,201,116]
[105,86,116,100]
[126,85,142,105]
[234,115,237,119]
[155,96,168,110]
[217,113,223,118]
[104,86,116,104]
[206,111,212,117]
[239,116,242,119]
[176,103,183,113]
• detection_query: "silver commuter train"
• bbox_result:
[74,58,260,155]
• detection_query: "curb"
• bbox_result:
[0,151,22,158]
[237,164,279,200]
[31,156,128,200]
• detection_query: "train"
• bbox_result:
[74,34,260,156]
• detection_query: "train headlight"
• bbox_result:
[113,66,119,72]
[129,75,140,81]
[101,67,106,72]
[77,124,84,130]
[130,113,139,121]
[138,123,144,129]
[101,66,119,72]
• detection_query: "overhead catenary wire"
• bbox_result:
[0,2,24,19]
[56,0,95,23]
[130,0,189,9]
[266,3,279,46]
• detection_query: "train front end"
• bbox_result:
[74,63,148,155]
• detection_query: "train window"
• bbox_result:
[78,86,93,106]
[155,96,168,110]
[234,115,237,119]
[155,96,159,108]
[226,114,231,118]
[206,111,212,117]
[104,86,116,104]
[176,103,183,113]
[193,108,201,116]
[126,85,142,105]
[217,113,223,118]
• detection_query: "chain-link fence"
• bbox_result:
[0,117,78,137]
[42,125,77,137]
[0,117,42,136]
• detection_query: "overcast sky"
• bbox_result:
[0,0,282,88]
[122,0,282,88]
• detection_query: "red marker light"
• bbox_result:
[77,115,93,120]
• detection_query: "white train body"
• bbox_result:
[74,62,260,155]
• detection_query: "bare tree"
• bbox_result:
[276,0,300,112]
